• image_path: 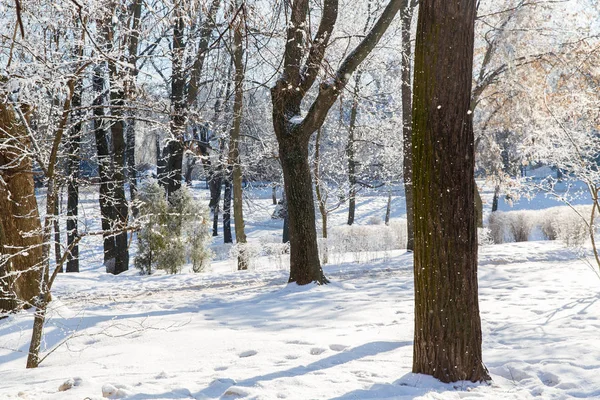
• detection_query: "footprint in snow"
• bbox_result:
[239,350,257,358]
[310,347,327,355]
[214,366,229,371]
[329,344,348,352]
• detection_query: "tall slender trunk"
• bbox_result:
[223,179,232,243]
[125,0,143,218]
[229,10,247,270]
[166,12,186,198]
[411,0,489,383]
[346,72,361,226]
[92,64,116,268]
[401,0,416,251]
[66,81,82,273]
[107,61,130,274]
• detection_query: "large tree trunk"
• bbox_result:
[279,136,327,284]
[411,0,489,383]
[92,64,117,269]
[401,0,416,251]
[0,100,43,312]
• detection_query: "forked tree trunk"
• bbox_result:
[411,0,490,383]
[0,100,43,312]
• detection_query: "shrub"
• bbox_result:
[508,211,533,242]
[135,182,212,274]
[487,212,505,244]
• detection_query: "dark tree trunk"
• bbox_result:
[401,0,416,251]
[66,81,82,273]
[223,179,233,243]
[166,12,186,199]
[279,137,326,284]
[212,203,220,237]
[92,64,117,268]
[492,185,500,212]
[411,0,490,383]
[385,189,392,226]
[107,61,130,275]
[272,185,277,205]
[270,0,402,285]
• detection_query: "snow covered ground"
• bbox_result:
[1,184,599,399]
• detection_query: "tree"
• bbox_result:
[272,0,404,285]
[411,0,490,383]
[400,0,417,250]
[0,93,43,312]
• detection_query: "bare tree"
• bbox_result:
[272,0,404,285]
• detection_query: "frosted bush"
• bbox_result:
[478,227,494,246]
[487,212,506,244]
[508,211,533,242]
[135,182,212,274]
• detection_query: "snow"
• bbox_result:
[1,184,599,399]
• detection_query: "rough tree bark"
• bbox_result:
[0,97,43,312]
[411,0,490,383]
[272,0,403,285]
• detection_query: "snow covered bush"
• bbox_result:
[135,182,212,274]
[508,211,533,242]
[488,212,506,244]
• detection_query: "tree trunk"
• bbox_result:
[401,0,416,251]
[66,81,82,273]
[272,185,277,205]
[92,64,117,269]
[279,137,327,285]
[492,185,500,212]
[411,0,490,383]
[166,11,186,199]
[107,61,130,275]
[53,188,62,269]
[0,100,43,312]
[125,0,143,218]
[346,72,362,226]
[223,179,233,244]
[229,13,248,270]
[385,189,392,226]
